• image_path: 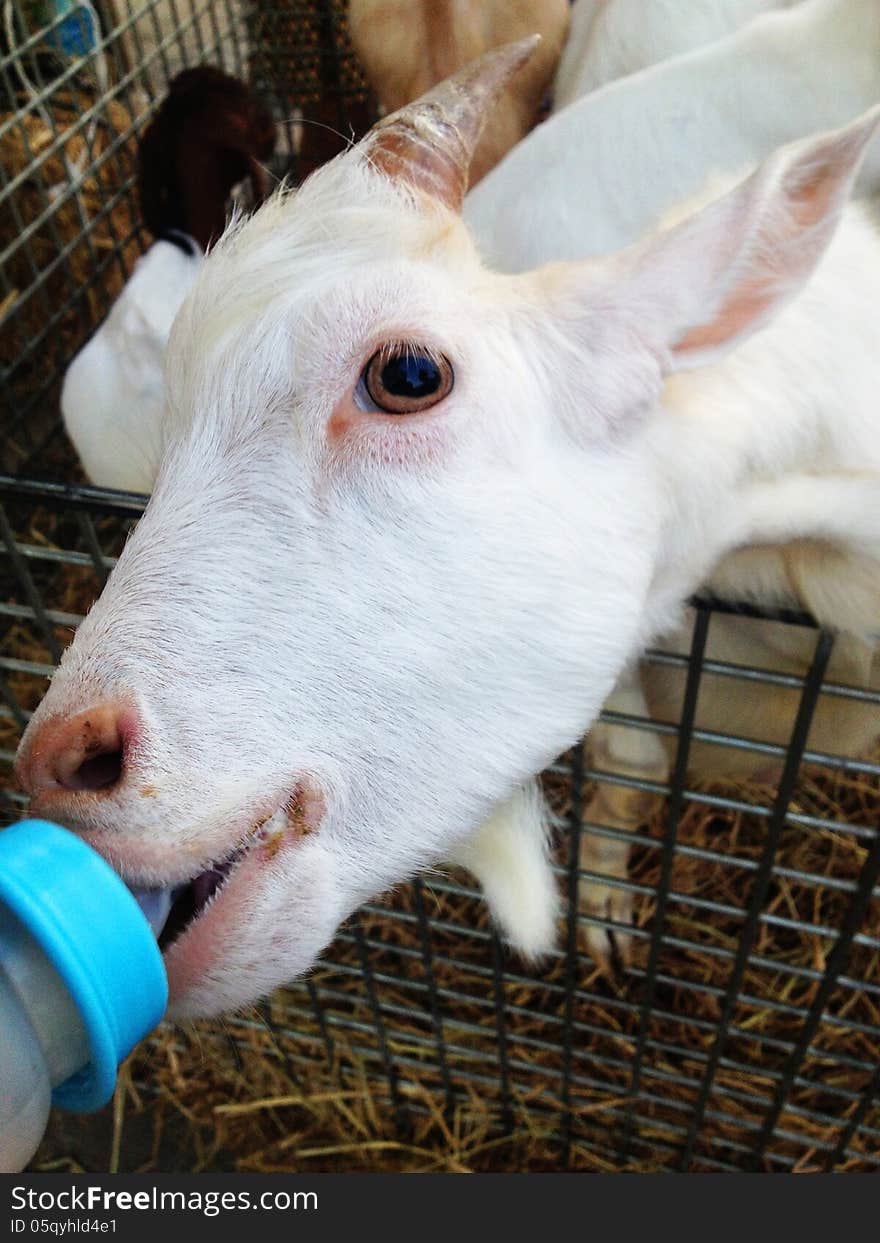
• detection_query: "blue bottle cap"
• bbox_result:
[42,3,100,59]
[0,819,167,1111]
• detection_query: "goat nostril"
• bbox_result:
[17,700,137,800]
[66,749,125,792]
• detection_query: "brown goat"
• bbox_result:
[137,66,276,252]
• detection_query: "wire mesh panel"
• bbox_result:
[0,481,877,1172]
[0,1,878,1174]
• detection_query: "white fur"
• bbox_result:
[470,1,880,964]
[555,0,797,103]
[465,0,880,270]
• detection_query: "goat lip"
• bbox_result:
[151,850,245,951]
[152,797,316,957]
[27,781,323,967]
[161,815,314,1008]
[35,777,321,889]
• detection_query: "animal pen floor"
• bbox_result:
[1,0,879,1174]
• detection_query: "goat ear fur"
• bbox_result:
[602,107,880,372]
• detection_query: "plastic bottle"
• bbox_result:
[0,819,167,1172]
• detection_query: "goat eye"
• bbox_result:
[361,347,454,414]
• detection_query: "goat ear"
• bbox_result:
[616,108,880,372]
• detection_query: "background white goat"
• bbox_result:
[554,0,798,103]
[466,0,880,270]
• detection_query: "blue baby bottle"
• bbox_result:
[0,819,167,1171]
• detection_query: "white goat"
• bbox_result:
[63,0,880,964]
[465,0,880,270]
[61,239,201,493]
[14,43,880,1018]
[554,0,797,104]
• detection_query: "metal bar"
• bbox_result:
[643,646,880,707]
[621,609,711,1164]
[76,511,110,589]
[0,542,116,570]
[411,878,455,1120]
[746,823,880,1169]
[256,999,303,1091]
[824,1063,880,1172]
[489,930,514,1134]
[305,975,336,1070]
[598,706,880,777]
[678,628,836,1169]
[691,592,816,629]
[0,504,62,663]
[559,736,586,1167]
[0,474,148,515]
[351,911,410,1137]
[0,600,81,627]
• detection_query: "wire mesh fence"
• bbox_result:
[0,0,878,1173]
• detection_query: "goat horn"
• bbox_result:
[365,35,541,211]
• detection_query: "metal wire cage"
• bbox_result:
[1,1,878,1173]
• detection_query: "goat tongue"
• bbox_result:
[127,884,176,938]
[128,852,244,948]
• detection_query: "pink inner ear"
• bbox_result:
[676,126,865,360]
[674,277,777,356]
[676,153,845,358]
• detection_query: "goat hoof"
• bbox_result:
[578,883,633,971]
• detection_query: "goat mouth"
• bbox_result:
[127,796,313,952]
[156,850,244,951]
